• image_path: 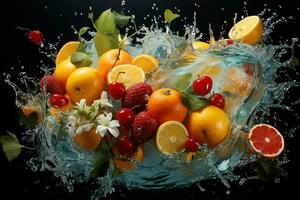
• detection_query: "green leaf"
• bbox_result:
[182,92,208,111]
[94,32,118,56]
[173,73,192,91]
[113,11,132,29]
[0,132,23,161]
[91,140,112,177]
[97,9,117,35]
[79,27,90,37]
[288,56,300,70]
[19,111,38,129]
[164,9,180,24]
[70,52,92,67]
[256,160,284,181]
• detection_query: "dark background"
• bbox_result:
[1,0,299,199]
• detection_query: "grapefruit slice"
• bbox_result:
[248,124,284,158]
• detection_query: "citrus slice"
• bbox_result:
[56,41,80,66]
[228,16,263,45]
[192,41,211,50]
[132,54,159,74]
[156,121,189,155]
[107,64,145,89]
[249,124,284,158]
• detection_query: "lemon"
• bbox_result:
[132,54,159,74]
[107,64,145,89]
[56,41,80,66]
[192,41,211,50]
[156,121,189,155]
[228,16,263,45]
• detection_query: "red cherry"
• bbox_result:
[28,30,43,45]
[185,138,199,152]
[116,137,134,156]
[108,82,126,100]
[209,93,225,109]
[226,39,234,45]
[49,94,69,108]
[115,108,135,128]
[192,76,213,96]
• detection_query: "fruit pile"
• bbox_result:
[5,10,285,177]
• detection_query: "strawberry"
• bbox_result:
[40,75,65,95]
[123,83,152,113]
[132,111,158,144]
[28,30,43,45]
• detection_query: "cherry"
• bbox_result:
[116,137,134,156]
[209,93,225,109]
[185,138,199,152]
[192,76,213,96]
[108,82,126,100]
[226,39,234,46]
[28,30,43,45]
[115,108,135,128]
[49,94,69,108]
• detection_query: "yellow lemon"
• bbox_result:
[132,54,159,74]
[192,41,211,50]
[56,41,80,66]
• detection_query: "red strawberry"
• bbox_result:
[123,83,152,113]
[40,75,65,95]
[132,111,158,144]
[28,30,43,45]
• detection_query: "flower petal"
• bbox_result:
[108,127,119,138]
[109,120,120,128]
[96,125,107,137]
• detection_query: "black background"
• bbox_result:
[1,0,299,199]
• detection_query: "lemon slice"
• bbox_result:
[132,54,159,74]
[107,64,145,89]
[156,121,189,155]
[228,16,263,45]
[56,41,80,66]
[192,41,211,50]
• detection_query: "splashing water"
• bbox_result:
[3,6,300,199]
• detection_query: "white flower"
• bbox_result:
[75,122,93,135]
[98,91,113,108]
[76,99,87,109]
[96,113,120,137]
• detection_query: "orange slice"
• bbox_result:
[132,54,159,74]
[192,41,211,50]
[55,41,80,66]
[156,121,189,155]
[228,16,263,45]
[249,124,284,158]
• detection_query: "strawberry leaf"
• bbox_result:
[182,92,208,111]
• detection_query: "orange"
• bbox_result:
[21,106,42,123]
[107,64,145,89]
[249,124,284,159]
[114,146,144,171]
[192,41,211,50]
[132,54,159,74]
[66,67,105,105]
[54,58,77,87]
[147,88,187,125]
[73,128,102,151]
[187,105,231,148]
[228,16,263,45]
[56,41,80,66]
[156,121,189,155]
[98,49,133,82]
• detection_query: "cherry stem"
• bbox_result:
[112,48,122,68]
[130,105,141,110]
[116,72,125,82]
[16,27,31,32]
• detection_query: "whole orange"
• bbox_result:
[147,88,187,125]
[54,58,77,87]
[66,67,104,105]
[98,49,133,82]
[187,105,230,148]
[73,128,102,151]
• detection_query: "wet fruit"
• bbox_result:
[54,58,77,87]
[209,93,225,109]
[132,111,158,144]
[132,54,159,74]
[98,49,133,81]
[187,105,231,148]
[116,137,134,156]
[73,128,102,151]
[40,75,65,95]
[249,124,284,158]
[192,41,211,50]
[108,82,126,100]
[228,15,263,45]
[156,121,189,155]
[192,76,213,96]
[66,67,104,104]
[107,64,145,89]
[185,138,199,152]
[114,108,135,128]
[49,94,69,108]
[147,88,187,124]
[28,30,43,45]
[114,146,144,171]
[123,83,152,113]
[55,41,80,66]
